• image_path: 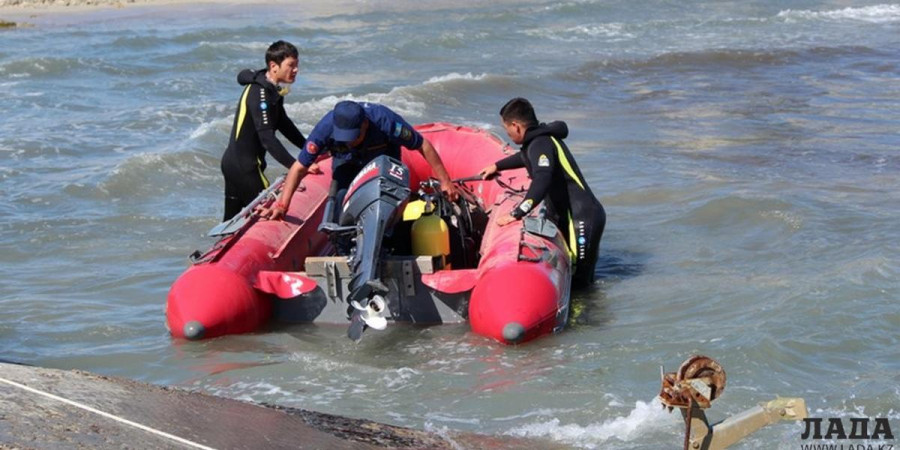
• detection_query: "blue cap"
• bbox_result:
[332,101,365,143]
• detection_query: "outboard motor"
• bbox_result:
[336,155,410,310]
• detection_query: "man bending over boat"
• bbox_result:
[259,100,459,221]
[220,40,318,221]
[479,97,606,287]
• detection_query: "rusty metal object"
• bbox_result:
[659,355,726,411]
[659,356,808,449]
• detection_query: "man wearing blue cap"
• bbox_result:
[260,100,459,220]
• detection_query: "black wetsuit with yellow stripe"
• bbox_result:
[220,69,305,220]
[497,121,606,287]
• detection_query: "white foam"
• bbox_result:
[211,381,294,402]
[460,120,496,131]
[424,412,482,426]
[569,23,633,39]
[380,367,421,389]
[423,424,466,450]
[240,72,496,128]
[493,407,580,421]
[777,5,900,23]
[523,23,633,42]
[189,117,230,140]
[423,72,487,84]
[505,399,676,448]
[199,40,269,52]
[287,351,355,371]
[286,91,427,124]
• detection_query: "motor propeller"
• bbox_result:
[351,296,388,331]
[347,295,388,342]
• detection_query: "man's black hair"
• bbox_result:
[266,40,299,66]
[499,97,538,127]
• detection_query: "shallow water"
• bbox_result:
[1,1,899,448]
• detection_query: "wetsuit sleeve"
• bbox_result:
[277,111,307,152]
[261,131,296,169]
[369,105,423,150]
[244,85,296,169]
[512,138,556,219]
[495,153,526,171]
[297,112,333,167]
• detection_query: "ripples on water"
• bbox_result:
[1,1,898,448]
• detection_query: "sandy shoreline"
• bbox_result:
[1,0,144,5]
[0,0,212,8]
[0,0,183,24]
[0,0,195,12]
[0,0,268,24]
[0,0,372,25]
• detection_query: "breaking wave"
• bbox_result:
[778,4,900,23]
[505,399,676,449]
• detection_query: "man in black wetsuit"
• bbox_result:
[480,97,606,287]
[219,40,316,220]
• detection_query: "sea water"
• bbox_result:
[1,1,898,448]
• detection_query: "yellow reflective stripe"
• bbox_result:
[551,137,585,191]
[257,157,269,188]
[567,211,577,260]
[234,85,251,140]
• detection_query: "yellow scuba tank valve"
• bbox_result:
[403,199,427,221]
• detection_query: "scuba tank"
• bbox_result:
[411,200,451,269]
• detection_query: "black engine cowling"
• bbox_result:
[338,155,410,303]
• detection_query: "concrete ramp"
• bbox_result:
[0,362,556,449]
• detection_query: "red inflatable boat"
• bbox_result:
[166,123,572,344]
